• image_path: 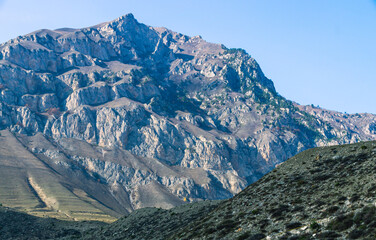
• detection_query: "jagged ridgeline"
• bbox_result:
[0,14,376,220]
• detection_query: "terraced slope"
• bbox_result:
[0,129,117,222]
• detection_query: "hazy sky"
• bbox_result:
[0,0,375,114]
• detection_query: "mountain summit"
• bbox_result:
[0,14,375,220]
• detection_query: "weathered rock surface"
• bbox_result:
[0,14,376,216]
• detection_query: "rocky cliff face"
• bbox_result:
[0,14,375,215]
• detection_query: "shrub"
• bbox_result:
[285,222,302,230]
[327,213,354,231]
[348,229,363,239]
[204,227,216,235]
[310,221,320,230]
[326,205,339,214]
[216,219,238,231]
[236,231,251,240]
[316,231,341,239]
[353,205,376,225]
[248,233,266,240]
[251,209,259,215]
[237,212,246,218]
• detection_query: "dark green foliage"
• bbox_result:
[251,209,260,215]
[285,222,302,230]
[316,231,341,239]
[247,233,266,240]
[237,231,251,240]
[309,221,320,230]
[216,219,238,231]
[327,214,354,231]
[353,205,376,225]
[269,204,289,218]
[297,180,306,186]
[348,229,363,239]
[223,48,248,55]
[237,212,246,218]
[204,227,216,235]
[325,205,339,214]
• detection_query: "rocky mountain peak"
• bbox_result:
[113,13,137,23]
[0,14,376,219]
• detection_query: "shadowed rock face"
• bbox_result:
[0,13,376,218]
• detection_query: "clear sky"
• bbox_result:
[0,0,375,114]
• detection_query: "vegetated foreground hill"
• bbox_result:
[171,141,376,240]
[85,141,376,239]
[0,13,376,219]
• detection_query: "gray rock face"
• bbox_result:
[1,14,376,213]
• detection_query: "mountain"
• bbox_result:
[0,13,376,219]
[3,141,376,239]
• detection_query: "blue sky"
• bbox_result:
[0,0,375,114]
